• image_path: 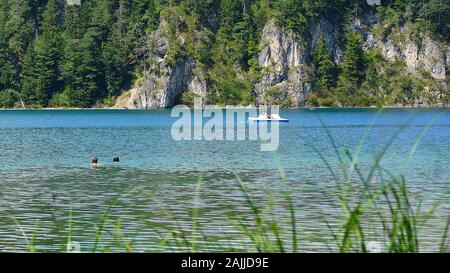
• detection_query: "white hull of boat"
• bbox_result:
[248,117,289,122]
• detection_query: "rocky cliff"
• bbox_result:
[254,14,449,107]
[351,14,448,80]
[254,22,310,106]
[115,19,207,109]
[115,13,449,109]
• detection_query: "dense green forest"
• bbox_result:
[0,0,449,108]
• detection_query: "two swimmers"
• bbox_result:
[91,157,120,167]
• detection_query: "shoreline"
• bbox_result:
[0,105,449,111]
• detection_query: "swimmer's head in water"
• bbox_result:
[113,157,120,162]
[91,157,98,164]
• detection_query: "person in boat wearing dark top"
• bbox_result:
[113,157,120,163]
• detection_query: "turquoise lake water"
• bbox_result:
[0,108,448,252]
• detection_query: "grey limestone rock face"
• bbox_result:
[255,22,311,107]
[115,20,206,109]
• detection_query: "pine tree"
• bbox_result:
[313,35,336,92]
[0,42,17,91]
[1,0,35,93]
[4,0,35,64]
[333,31,366,106]
[425,0,450,40]
[20,0,63,106]
[273,0,308,35]
[0,1,16,91]
[219,0,243,34]
[101,0,132,99]
[63,30,102,108]
[337,31,365,90]
[62,3,102,108]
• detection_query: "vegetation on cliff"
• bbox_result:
[0,0,448,108]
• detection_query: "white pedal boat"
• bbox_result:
[249,114,289,122]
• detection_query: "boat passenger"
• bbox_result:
[270,114,281,120]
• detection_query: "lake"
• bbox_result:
[0,108,448,252]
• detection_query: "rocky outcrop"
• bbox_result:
[418,37,447,80]
[115,62,205,109]
[114,20,206,109]
[116,12,448,109]
[311,17,342,62]
[376,34,447,80]
[255,22,311,107]
[255,14,448,107]
[349,15,448,80]
[446,46,450,69]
